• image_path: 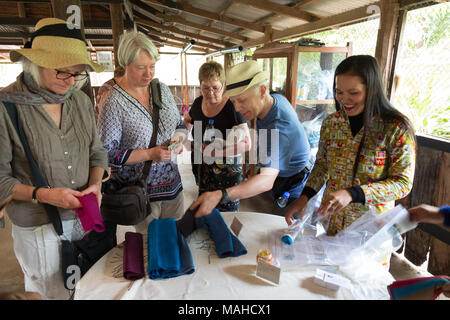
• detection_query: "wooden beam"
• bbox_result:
[264,25,272,45]
[2,0,124,3]
[241,2,381,48]
[375,0,400,90]
[233,0,319,22]
[387,8,407,100]
[156,13,247,42]
[17,3,28,45]
[135,16,232,47]
[255,0,321,25]
[0,17,133,29]
[142,0,265,33]
[143,27,221,51]
[110,3,124,68]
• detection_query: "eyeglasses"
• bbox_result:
[201,85,222,94]
[55,70,89,81]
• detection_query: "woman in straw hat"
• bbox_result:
[97,31,187,234]
[0,18,109,299]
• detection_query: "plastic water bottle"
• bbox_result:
[276,192,290,208]
[204,119,215,144]
[281,219,302,245]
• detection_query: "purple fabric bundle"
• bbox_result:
[76,193,105,232]
[123,232,145,280]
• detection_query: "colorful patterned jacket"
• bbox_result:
[306,109,416,235]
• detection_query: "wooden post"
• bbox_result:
[184,53,189,106]
[17,3,28,45]
[180,53,184,106]
[374,0,400,90]
[387,8,407,100]
[50,0,94,104]
[224,53,233,70]
[110,3,124,68]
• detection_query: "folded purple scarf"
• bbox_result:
[123,232,145,280]
[76,193,105,232]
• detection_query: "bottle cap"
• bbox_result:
[209,119,214,124]
[281,234,293,245]
[283,192,290,199]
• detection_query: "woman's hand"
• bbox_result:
[408,204,444,225]
[183,113,193,131]
[169,137,184,155]
[285,195,309,225]
[80,183,103,208]
[316,189,352,216]
[149,146,172,162]
[36,187,83,210]
[189,190,222,217]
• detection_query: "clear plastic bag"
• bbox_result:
[271,204,417,268]
[302,112,326,149]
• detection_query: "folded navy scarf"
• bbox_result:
[177,208,247,258]
[147,218,194,280]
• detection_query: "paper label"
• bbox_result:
[256,260,280,285]
[314,268,351,290]
[230,216,243,236]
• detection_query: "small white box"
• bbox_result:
[314,268,351,290]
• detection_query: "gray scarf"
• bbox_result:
[0,72,73,105]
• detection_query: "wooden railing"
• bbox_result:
[397,134,450,276]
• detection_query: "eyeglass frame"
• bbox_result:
[200,83,223,94]
[55,70,89,81]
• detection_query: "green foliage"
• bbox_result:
[423,6,449,48]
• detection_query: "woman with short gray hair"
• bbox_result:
[97,31,187,233]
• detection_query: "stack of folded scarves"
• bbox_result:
[387,276,450,300]
[147,218,195,280]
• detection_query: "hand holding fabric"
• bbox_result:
[189,190,222,217]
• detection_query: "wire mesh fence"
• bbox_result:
[392,2,450,139]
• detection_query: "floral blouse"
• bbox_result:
[98,81,186,201]
[306,109,416,235]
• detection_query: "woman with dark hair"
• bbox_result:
[285,55,416,236]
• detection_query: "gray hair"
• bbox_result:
[117,31,159,67]
[20,56,41,87]
[252,80,270,95]
[19,56,88,90]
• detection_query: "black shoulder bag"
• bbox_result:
[3,101,117,291]
[100,78,162,225]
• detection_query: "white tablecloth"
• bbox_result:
[74,212,394,300]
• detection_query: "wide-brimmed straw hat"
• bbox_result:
[9,18,103,72]
[223,60,269,97]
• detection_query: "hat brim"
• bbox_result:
[10,49,104,73]
[223,71,269,98]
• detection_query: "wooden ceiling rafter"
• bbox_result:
[155,13,247,42]
[232,0,320,23]
[143,26,221,52]
[134,16,234,48]
[142,0,266,33]
[255,0,321,26]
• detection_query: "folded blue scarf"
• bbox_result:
[196,209,247,258]
[147,218,194,280]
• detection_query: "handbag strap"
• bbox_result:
[140,78,162,183]
[3,101,64,235]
